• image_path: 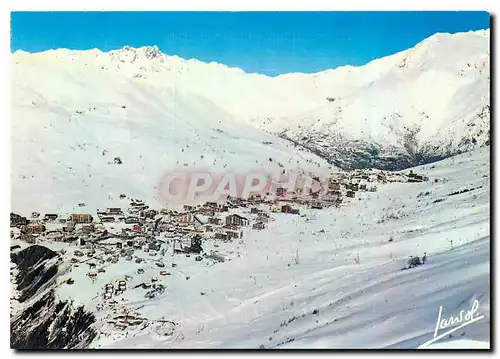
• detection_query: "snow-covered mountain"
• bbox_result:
[12,47,334,214]
[269,29,490,170]
[11,30,490,212]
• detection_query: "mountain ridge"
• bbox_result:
[12,28,489,78]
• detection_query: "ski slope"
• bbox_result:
[11,29,490,214]
[11,60,329,214]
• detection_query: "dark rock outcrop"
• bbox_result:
[10,245,97,349]
[11,290,97,349]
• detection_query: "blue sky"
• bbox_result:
[11,11,489,76]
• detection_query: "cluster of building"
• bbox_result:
[10,167,430,289]
[10,167,429,247]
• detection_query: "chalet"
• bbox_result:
[276,187,287,197]
[207,217,221,225]
[148,242,161,251]
[140,209,157,219]
[156,223,172,232]
[173,240,187,254]
[257,216,269,224]
[252,222,265,230]
[225,214,249,227]
[44,214,58,221]
[106,208,122,215]
[10,213,27,227]
[182,227,204,235]
[177,213,194,224]
[311,201,323,209]
[328,181,341,191]
[20,224,46,234]
[206,202,218,208]
[125,217,140,224]
[250,207,261,214]
[327,189,342,197]
[323,194,342,206]
[346,191,355,198]
[248,194,263,202]
[81,224,95,234]
[408,174,426,183]
[183,205,195,212]
[258,211,270,219]
[215,232,229,241]
[281,204,293,213]
[101,216,115,223]
[192,214,205,227]
[257,213,270,223]
[359,184,367,191]
[226,230,242,240]
[70,214,93,223]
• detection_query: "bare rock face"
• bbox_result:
[10,245,97,349]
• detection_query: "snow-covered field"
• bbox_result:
[26,147,488,349]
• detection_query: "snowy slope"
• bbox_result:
[98,147,488,349]
[11,50,331,214]
[16,147,486,349]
